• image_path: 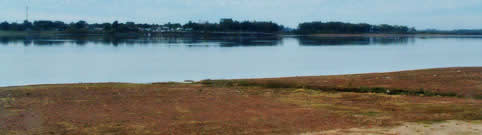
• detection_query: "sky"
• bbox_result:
[1,0,481,30]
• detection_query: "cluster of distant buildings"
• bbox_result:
[138,27,193,33]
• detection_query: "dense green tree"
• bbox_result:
[102,23,112,32]
[297,21,410,34]
[53,21,67,30]
[74,20,88,29]
[0,22,9,30]
[182,19,283,33]
[22,21,32,30]
[112,21,119,32]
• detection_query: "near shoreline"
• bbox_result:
[3,67,481,98]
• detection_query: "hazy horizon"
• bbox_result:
[2,0,482,30]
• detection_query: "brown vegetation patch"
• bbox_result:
[0,83,357,134]
[227,67,482,98]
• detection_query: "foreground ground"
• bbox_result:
[310,120,482,135]
[0,67,481,135]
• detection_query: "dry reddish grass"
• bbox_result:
[0,83,358,135]
[241,67,482,97]
[0,67,481,135]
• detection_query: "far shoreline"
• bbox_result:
[2,30,482,38]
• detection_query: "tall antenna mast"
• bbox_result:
[26,0,29,21]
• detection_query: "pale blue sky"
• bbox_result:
[1,0,481,29]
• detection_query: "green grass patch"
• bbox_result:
[200,79,463,98]
[201,80,301,88]
[416,120,447,125]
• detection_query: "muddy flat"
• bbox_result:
[0,67,481,135]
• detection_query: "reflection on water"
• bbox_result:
[4,35,480,47]
[0,35,282,47]
[3,35,482,47]
[1,35,482,87]
[297,36,415,46]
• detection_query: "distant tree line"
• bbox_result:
[296,21,415,34]
[0,19,429,35]
[0,19,284,34]
[0,20,151,34]
[183,19,283,33]
[417,29,482,35]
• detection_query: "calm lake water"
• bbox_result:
[1,35,482,87]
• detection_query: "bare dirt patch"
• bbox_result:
[307,120,482,135]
